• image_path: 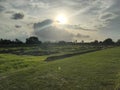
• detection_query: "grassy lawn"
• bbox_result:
[0,47,120,90]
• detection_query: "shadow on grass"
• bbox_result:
[45,49,101,62]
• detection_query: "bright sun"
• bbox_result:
[56,14,68,24]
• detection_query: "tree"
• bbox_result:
[58,41,66,45]
[92,40,99,45]
[116,39,120,45]
[0,39,11,44]
[103,38,114,45]
[14,39,23,44]
[81,40,84,44]
[26,36,42,44]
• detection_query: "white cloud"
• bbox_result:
[0,0,119,41]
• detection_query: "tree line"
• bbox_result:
[0,36,120,46]
[90,38,120,46]
[0,36,41,47]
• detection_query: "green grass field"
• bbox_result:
[0,47,120,90]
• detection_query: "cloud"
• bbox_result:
[34,19,53,31]
[0,0,120,41]
[34,26,90,41]
[0,13,33,41]
[76,33,90,38]
[12,12,24,20]
[99,12,118,21]
[101,13,113,19]
[0,0,6,2]
[0,5,5,12]
[5,9,17,14]
[28,2,50,9]
[35,26,73,41]
[15,25,22,28]
[33,19,90,41]
[61,24,97,31]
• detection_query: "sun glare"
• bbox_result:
[56,14,68,24]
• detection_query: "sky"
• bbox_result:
[0,0,120,42]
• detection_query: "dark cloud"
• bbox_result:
[109,0,120,11]
[5,10,15,14]
[99,12,117,23]
[100,13,113,20]
[76,33,90,38]
[34,26,90,41]
[33,19,90,41]
[15,25,21,28]
[0,0,6,2]
[33,19,72,41]
[12,13,24,20]
[34,19,53,30]
[35,26,73,41]
[0,5,5,12]
[61,24,97,31]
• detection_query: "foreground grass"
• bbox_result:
[0,47,120,90]
[0,54,47,74]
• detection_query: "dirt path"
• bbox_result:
[45,49,101,62]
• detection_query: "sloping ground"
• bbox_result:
[45,49,100,61]
[0,47,120,90]
[0,45,102,56]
